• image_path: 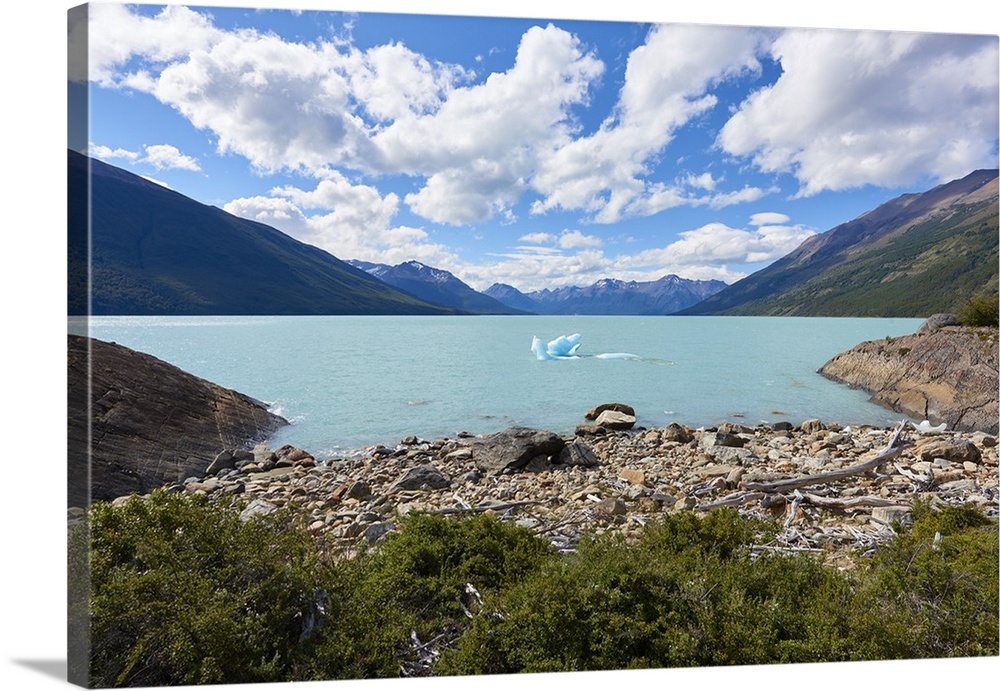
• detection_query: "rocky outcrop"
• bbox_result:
[68,335,288,505]
[819,323,998,434]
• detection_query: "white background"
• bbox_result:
[2,1,998,690]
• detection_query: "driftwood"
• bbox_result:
[740,421,911,494]
[428,499,546,516]
[696,491,765,510]
[795,492,907,511]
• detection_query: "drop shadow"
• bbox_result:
[10,659,67,682]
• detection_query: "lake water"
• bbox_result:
[74,315,924,459]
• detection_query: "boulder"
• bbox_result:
[473,427,566,473]
[559,442,601,467]
[68,335,289,506]
[661,423,694,443]
[594,410,636,430]
[916,438,982,464]
[917,313,961,334]
[389,464,451,491]
[584,403,635,420]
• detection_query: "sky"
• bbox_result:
[68,2,999,293]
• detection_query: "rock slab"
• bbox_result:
[68,335,289,505]
[819,325,998,435]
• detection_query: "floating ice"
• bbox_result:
[531,333,638,361]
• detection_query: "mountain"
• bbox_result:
[346,259,529,314]
[484,275,728,315]
[67,149,460,315]
[678,169,999,317]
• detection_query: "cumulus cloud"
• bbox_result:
[89,144,139,162]
[718,29,1000,195]
[84,4,224,86]
[620,219,816,269]
[142,144,201,171]
[223,176,458,267]
[91,142,200,171]
[530,23,766,223]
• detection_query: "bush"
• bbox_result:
[80,495,998,684]
[438,507,999,674]
[956,294,999,327]
[83,491,342,687]
[327,512,556,676]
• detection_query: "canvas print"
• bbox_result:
[67,2,999,688]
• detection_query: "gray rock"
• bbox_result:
[240,499,278,522]
[365,522,397,545]
[389,464,451,491]
[206,450,237,476]
[473,427,566,473]
[871,506,913,526]
[917,438,982,463]
[346,480,373,500]
[455,469,483,484]
[800,419,825,434]
[559,442,601,467]
[700,432,744,450]
[917,313,961,334]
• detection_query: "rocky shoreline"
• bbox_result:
[97,404,998,570]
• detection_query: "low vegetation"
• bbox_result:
[956,294,1000,327]
[72,491,998,686]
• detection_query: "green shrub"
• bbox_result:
[328,512,556,676]
[439,507,999,675]
[858,502,999,658]
[956,294,999,327]
[81,494,998,685]
[84,491,343,687]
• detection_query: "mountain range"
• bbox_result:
[69,149,998,317]
[345,260,525,314]
[679,169,998,317]
[484,276,728,315]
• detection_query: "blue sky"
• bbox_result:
[69,1,999,292]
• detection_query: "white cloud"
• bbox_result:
[619,218,816,269]
[85,4,224,87]
[530,24,765,223]
[142,144,201,171]
[558,230,602,249]
[749,212,790,226]
[719,29,1000,195]
[91,142,200,171]
[89,144,139,162]
[223,176,458,267]
[518,232,556,244]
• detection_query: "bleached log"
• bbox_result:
[795,492,909,510]
[428,499,546,515]
[741,421,911,494]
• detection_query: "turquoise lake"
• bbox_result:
[74,315,924,459]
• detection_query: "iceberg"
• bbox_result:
[531,333,638,361]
